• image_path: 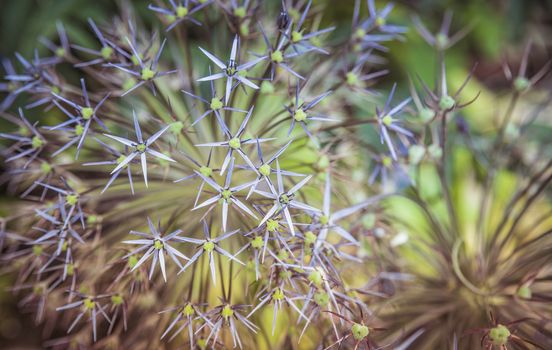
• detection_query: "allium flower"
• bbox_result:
[72,18,118,67]
[413,11,471,51]
[51,78,110,157]
[256,160,320,236]
[104,111,175,187]
[122,217,189,282]
[109,38,177,96]
[148,0,213,31]
[56,291,112,341]
[197,35,264,104]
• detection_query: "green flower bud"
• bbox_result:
[33,245,43,256]
[83,298,95,310]
[439,95,455,110]
[362,213,376,229]
[221,189,232,200]
[375,16,386,27]
[489,324,510,346]
[55,47,65,58]
[435,33,449,50]
[234,7,246,18]
[346,72,359,86]
[260,81,275,94]
[32,136,44,149]
[272,288,285,301]
[314,291,329,306]
[128,256,138,269]
[75,124,84,136]
[266,219,278,232]
[291,31,303,43]
[136,143,147,153]
[153,239,164,250]
[101,46,113,60]
[517,285,532,299]
[304,231,317,245]
[176,5,189,18]
[513,76,530,92]
[408,145,426,165]
[40,162,52,174]
[418,108,435,122]
[428,144,442,160]
[221,304,234,318]
[351,323,369,341]
[182,303,194,316]
[259,163,271,177]
[111,295,124,305]
[66,194,79,206]
[308,270,323,286]
[170,121,184,134]
[200,166,213,177]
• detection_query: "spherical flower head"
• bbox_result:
[251,236,264,249]
[210,97,223,110]
[154,239,164,250]
[346,72,359,86]
[141,67,156,81]
[176,5,189,18]
[351,323,369,341]
[234,7,246,19]
[418,107,435,123]
[513,76,530,92]
[203,240,215,252]
[435,33,449,50]
[291,31,303,43]
[40,162,52,174]
[272,288,285,301]
[271,50,284,63]
[111,295,124,306]
[66,193,79,206]
[229,137,241,150]
[259,163,271,176]
[101,46,113,60]
[489,325,510,346]
[294,109,307,122]
[308,269,323,286]
[221,304,234,319]
[439,95,455,110]
[314,291,329,306]
[136,143,147,153]
[199,166,213,177]
[305,231,317,245]
[517,285,532,299]
[266,219,278,232]
[182,303,194,316]
[83,298,95,310]
[75,124,84,136]
[32,136,44,149]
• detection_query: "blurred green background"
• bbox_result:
[1,0,551,348]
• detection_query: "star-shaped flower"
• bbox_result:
[148,0,213,31]
[197,35,264,104]
[122,217,189,283]
[376,83,412,160]
[195,106,274,175]
[104,111,175,187]
[256,160,320,236]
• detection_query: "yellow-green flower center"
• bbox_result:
[55,47,65,58]
[221,189,232,200]
[279,194,290,205]
[514,76,530,92]
[375,16,386,27]
[176,5,189,18]
[75,124,84,136]
[81,107,94,120]
[489,325,510,346]
[154,239,164,250]
[259,164,271,176]
[291,31,303,43]
[234,7,246,18]
[308,270,323,286]
[351,323,369,340]
[182,303,194,316]
[251,236,264,249]
[294,109,307,122]
[41,162,52,174]
[203,241,215,252]
[101,46,113,60]
[381,115,393,126]
[221,304,234,318]
[83,298,95,310]
[346,72,359,86]
[141,67,156,81]
[32,136,44,149]
[210,97,223,110]
[305,231,317,245]
[271,50,284,63]
[199,166,213,177]
[33,245,43,256]
[272,288,285,301]
[111,295,124,305]
[229,137,241,150]
[66,194,79,206]
[136,143,147,153]
[439,95,455,110]
[266,219,278,232]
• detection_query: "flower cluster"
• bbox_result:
[1,0,551,349]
